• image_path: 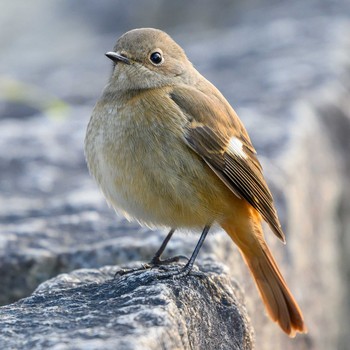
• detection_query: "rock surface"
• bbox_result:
[1,0,350,349]
[0,261,253,350]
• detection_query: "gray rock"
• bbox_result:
[0,261,254,350]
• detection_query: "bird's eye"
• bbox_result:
[149,51,163,65]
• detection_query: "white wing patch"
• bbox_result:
[228,137,247,159]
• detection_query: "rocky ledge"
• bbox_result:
[0,261,253,350]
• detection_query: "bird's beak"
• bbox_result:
[105,52,131,65]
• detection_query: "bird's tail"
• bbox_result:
[221,210,307,337]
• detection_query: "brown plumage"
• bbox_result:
[170,84,305,336]
[221,207,305,336]
[85,28,307,337]
[170,86,285,241]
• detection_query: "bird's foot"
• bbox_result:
[114,255,189,278]
[156,261,206,280]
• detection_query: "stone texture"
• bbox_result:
[0,261,253,350]
[1,0,350,349]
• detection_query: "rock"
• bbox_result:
[0,261,254,350]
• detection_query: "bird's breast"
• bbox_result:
[85,92,235,228]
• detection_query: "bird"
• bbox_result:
[84,27,307,337]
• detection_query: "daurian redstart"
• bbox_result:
[85,28,306,337]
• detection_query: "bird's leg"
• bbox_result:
[157,225,211,279]
[148,228,188,266]
[115,228,188,277]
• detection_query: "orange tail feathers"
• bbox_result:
[221,212,307,337]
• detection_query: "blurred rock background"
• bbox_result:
[0,0,349,349]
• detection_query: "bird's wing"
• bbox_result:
[169,85,285,242]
